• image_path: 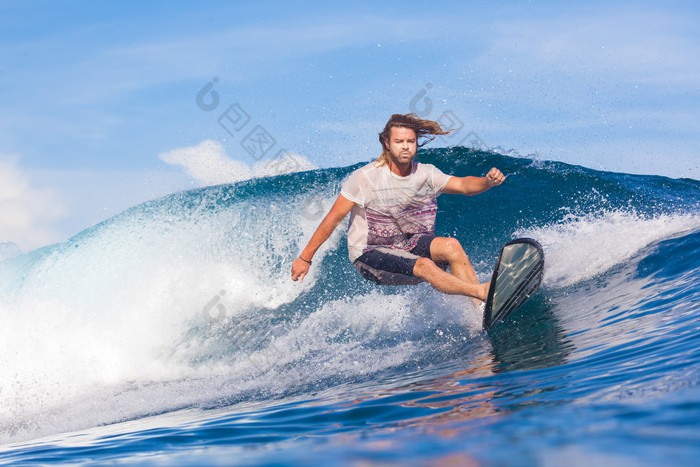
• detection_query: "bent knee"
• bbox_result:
[413,256,437,277]
[437,237,468,260]
[443,237,463,251]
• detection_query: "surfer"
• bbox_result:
[291,113,504,302]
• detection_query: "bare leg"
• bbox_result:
[412,237,489,302]
[413,259,489,301]
[430,237,480,284]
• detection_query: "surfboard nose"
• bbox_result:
[483,238,545,330]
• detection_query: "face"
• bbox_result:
[385,127,417,167]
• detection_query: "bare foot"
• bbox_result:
[468,283,489,307]
[477,282,490,301]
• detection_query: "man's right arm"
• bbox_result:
[442,167,505,195]
[291,194,356,282]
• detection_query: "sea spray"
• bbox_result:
[1,149,698,445]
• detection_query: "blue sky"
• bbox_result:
[1,0,699,250]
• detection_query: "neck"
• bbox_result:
[388,159,412,177]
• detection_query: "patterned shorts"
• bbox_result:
[353,234,448,285]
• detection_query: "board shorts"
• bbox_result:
[353,234,448,286]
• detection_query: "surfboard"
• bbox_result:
[483,238,545,330]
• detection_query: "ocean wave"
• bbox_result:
[1,148,698,444]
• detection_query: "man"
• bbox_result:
[291,113,505,303]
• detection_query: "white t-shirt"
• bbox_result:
[340,160,452,262]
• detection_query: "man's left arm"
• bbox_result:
[442,167,505,195]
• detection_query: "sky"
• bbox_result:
[1,0,699,251]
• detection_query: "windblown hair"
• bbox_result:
[376,113,452,166]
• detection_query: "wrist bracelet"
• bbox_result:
[299,256,313,265]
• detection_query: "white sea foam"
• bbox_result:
[0,175,487,445]
[516,210,700,288]
[0,186,341,443]
[4,179,695,444]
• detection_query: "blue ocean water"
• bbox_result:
[0,149,699,466]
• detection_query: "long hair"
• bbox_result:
[376,113,451,166]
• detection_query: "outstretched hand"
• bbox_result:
[291,257,311,282]
[485,167,505,187]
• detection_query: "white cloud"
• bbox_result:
[0,142,316,254]
[159,140,251,186]
[0,156,66,250]
[159,140,316,187]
